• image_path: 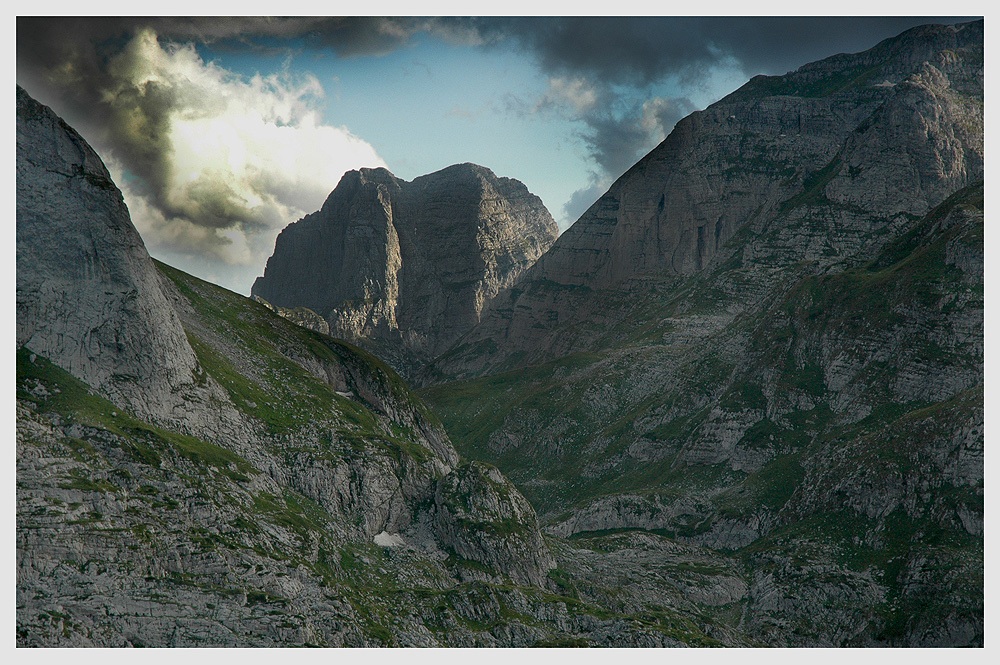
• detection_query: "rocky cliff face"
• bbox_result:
[16,85,204,424]
[252,164,558,379]
[429,20,983,380]
[421,20,983,646]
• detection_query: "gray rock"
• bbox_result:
[16,86,202,424]
[252,163,558,379]
[421,21,984,647]
[435,462,556,587]
[431,20,983,379]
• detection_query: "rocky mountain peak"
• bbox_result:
[350,165,402,188]
[252,162,559,379]
[429,19,983,380]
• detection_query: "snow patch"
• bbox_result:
[373,531,406,548]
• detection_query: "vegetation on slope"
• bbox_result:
[17,259,747,647]
[420,182,984,646]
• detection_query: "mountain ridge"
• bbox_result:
[251,161,559,380]
[419,19,983,646]
[16,17,984,647]
[16,85,758,647]
[425,19,983,383]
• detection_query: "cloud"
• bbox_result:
[561,182,608,226]
[555,94,696,227]
[477,16,973,219]
[88,28,385,291]
[537,81,697,225]
[480,16,975,85]
[586,95,694,179]
[539,76,599,114]
[301,17,492,57]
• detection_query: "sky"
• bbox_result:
[15,9,982,295]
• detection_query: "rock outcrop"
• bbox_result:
[435,462,556,587]
[251,296,331,335]
[16,85,202,423]
[252,163,558,379]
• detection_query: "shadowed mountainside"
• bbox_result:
[420,20,983,646]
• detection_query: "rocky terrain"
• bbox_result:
[15,85,753,647]
[252,163,558,380]
[421,20,984,646]
[16,18,984,649]
[428,20,983,381]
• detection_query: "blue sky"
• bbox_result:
[16,13,978,294]
[193,31,737,230]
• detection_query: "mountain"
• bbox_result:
[420,20,983,646]
[15,17,984,648]
[251,164,558,380]
[16,85,205,425]
[428,20,983,381]
[16,86,757,647]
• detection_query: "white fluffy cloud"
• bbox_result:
[100,29,386,292]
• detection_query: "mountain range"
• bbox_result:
[16,19,983,647]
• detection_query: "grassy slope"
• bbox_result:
[18,260,744,647]
[420,184,983,645]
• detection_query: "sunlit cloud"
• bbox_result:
[99,28,386,290]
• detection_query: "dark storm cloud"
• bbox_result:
[480,16,976,83]
[15,16,486,138]
[18,16,976,106]
[17,15,979,233]
[16,17,302,137]
[296,17,491,57]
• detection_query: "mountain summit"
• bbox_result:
[251,163,558,378]
[429,20,983,379]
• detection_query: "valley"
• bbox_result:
[16,19,984,648]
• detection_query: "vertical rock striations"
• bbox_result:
[251,163,558,379]
[16,85,202,424]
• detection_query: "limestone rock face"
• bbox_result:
[17,88,606,647]
[16,86,200,423]
[421,22,983,646]
[435,462,556,587]
[431,20,983,379]
[251,163,558,378]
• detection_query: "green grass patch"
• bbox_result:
[17,347,258,480]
